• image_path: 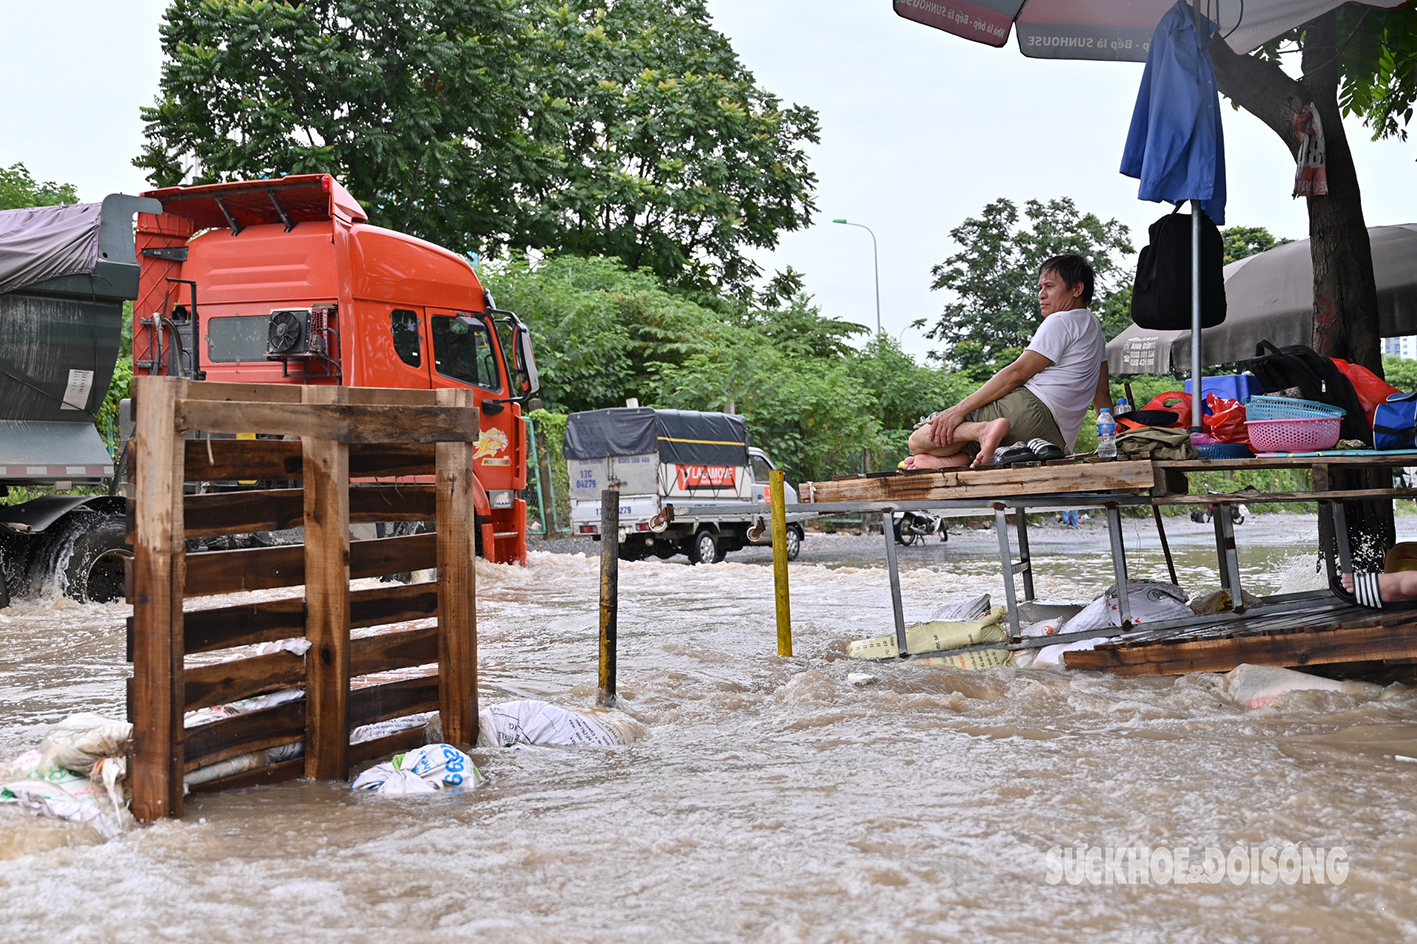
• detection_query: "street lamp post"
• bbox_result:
[832,218,881,336]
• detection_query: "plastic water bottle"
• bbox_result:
[1096,409,1117,459]
[1115,396,1131,417]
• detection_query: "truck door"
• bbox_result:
[426,307,518,484]
[383,307,433,387]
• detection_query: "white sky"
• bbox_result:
[3,0,1414,361]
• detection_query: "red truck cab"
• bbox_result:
[133,174,537,564]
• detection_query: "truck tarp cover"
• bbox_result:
[0,203,102,295]
[564,408,749,466]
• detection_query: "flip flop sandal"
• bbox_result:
[1025,438,1064,462]
[991,442,1037,466]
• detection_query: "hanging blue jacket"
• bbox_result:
[1120,1,1226,224]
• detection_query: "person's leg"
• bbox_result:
[1341,569,1417,603]
[905,417,1011,470]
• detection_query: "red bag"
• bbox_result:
[1201,392,1248,443]
[1138,392,1191,428]
[1332,358,1400,426]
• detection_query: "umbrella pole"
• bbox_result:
[1191,200,1203,432]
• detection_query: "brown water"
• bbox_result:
[4,515,1417,943]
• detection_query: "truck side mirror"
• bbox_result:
[515,325,539,395]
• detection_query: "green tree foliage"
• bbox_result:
[0,163,78,210]
[921,197,1133,374]
[137,0,819,300]
[1221,225,1291,264]
[1383,354,1417,392]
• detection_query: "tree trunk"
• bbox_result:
[1210,17,1393,572]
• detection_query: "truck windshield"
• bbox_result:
[430,313,500,391]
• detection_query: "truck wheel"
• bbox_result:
[785,524,803,561]
[33,512,132,603]
[688,528,723,565]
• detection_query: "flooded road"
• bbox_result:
[4,514,1417,942]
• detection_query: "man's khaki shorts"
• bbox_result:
[916,387,1064,458]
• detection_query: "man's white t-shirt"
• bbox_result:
[1023,307,1106,451]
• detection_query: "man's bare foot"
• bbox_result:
[970,418,1012,469]
[1343,570,1417,604]
[901,453,971,470]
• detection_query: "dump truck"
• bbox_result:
[0,174,539,601]
[0,193,162,603]
[564,407,808,563]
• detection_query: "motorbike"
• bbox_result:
[893,510,947,545]
[1189,499,1249,526]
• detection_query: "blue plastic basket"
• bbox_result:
[1244,395,1345,421]
[1194,442,1253,459]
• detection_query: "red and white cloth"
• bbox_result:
[1293,103,1328,197]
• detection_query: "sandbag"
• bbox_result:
[476,700,646,748]
[1223,664,1383,709]
[351,744,484,793]
[847,606,1008,661]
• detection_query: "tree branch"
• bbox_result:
[1209,38,1308,160]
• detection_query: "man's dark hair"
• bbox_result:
[1040,253,1095,307]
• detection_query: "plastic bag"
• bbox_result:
[1332,358,1400,426]
[350,743,483,794]
[1201,393,1248,443]
[1139,391,1191,428]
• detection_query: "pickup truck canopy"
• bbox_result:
[0,202,102,295]
[564,407,749,466]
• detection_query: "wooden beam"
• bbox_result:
[182,699,305,772]
[1066,621,1417,677]
[168,439,439,482]
[129,376,189,822]
[1152,488,1413,505]
[434,387,478,747]
[184,650,305,712]
[348,725,429,767]
[186,757,304,795]
[183,532,437,597]
[174,398,480,444]
[183,485,437,536]
[348,675,441,729]
[301,384,352,781]
[350,626,439,677]
[803,461,1155,503]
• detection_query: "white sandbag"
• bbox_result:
[1223,663,1384,709]
[926,593,991,623]
[1060,580,1191,634]
[476,700,642,748]
[847,606,1008,660]
[914,647,1012,670]
[35,713,132,776]
[2,749,130,839]
[351,743,483,793]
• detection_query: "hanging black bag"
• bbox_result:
[1249,338,1372,445]
[1130,204,1227,331]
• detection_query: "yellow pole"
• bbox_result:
[770,470,792,656]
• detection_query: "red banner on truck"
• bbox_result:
[676,465,737,490]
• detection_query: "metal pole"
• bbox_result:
[1191,201,1203,432]
[597,488,619,706]
[833,219,882,335]
[883,508,908,656]
[993,505,1021,636]
[1151,505,1180,586]
[770,470,793,657]
[1105,503,1133,625]
[523,416,549,537]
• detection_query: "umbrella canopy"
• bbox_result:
[893,0,1404,62]
[1107,224,1417,373]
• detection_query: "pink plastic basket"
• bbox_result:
[1246,416,1342,453]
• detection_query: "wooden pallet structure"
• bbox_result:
[127,376,479,822]
[800,460,1159,503]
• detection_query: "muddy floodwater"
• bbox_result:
[4,514,1417,942]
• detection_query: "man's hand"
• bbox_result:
[929,407,965,446]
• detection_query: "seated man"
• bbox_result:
[904,253,1111,470]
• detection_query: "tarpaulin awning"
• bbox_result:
[564,408,749,467]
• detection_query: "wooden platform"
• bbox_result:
[802,460,1156,503]
[1066,602,1417,678]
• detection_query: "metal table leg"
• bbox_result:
[1215,503,1245,612]
[1105,503,1132,625]
[1015,507,1035,602]
[994,504,1022,636]
[1211,506,1231,594]
[882,510,908,657]
[1332,500,1354,576]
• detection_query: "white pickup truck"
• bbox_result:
[564,407,810,563]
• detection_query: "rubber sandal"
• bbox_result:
[1025,438,1064,462]
[1328,570,1417,610]
[991,442,1037,466]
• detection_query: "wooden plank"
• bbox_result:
[175,398,481,444]
[182,698,305,772]
[184,650,305,712]
[183,485,437,536]
[1156,454,1417,472]
[344,387,438,407]
[349,675,440,729]
[171,439,438,481]
[349,726,429,768]
[803,460,1155,503]
[1066,621,1417,677]
[435,387,478,746]
[1152,489,1416,505]
[129,375,189,823]
[182,532,437,597]
[181,381,303,403]
[187,757,305,795]
[351,626,439,677]
[302,384,352,781]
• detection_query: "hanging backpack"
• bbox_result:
[1373,392,1417,450]
[1130,204,1227,331]
[1249,339,1372,445]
